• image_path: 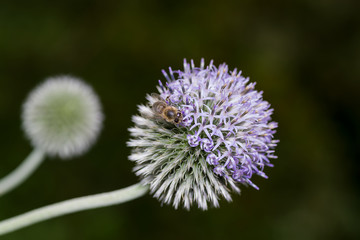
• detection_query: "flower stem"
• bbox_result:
[0,183,149,235]
[0,148,45,197]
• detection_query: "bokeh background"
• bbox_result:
[0,0,359,239]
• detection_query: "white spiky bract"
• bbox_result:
[22,76,104,159]
[128,95,236,210]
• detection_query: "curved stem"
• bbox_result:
[0,148,46,197]
[0,183,149,235]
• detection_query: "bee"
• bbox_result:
[151,93,183,125]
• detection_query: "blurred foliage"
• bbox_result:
[0,0,359,239]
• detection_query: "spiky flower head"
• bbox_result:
[22,76,104,159]
[128,59,278,210]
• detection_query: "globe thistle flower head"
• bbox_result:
[22,76,104,159]
[128,59,278,210]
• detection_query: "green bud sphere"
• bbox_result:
[22,76,104,158]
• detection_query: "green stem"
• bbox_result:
[0,148,45,196]
[0,183,149,236]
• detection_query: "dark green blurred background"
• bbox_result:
[0,0,359,239]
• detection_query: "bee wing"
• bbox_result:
[152,101,167,114]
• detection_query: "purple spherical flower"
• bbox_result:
[128,59,278,210]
